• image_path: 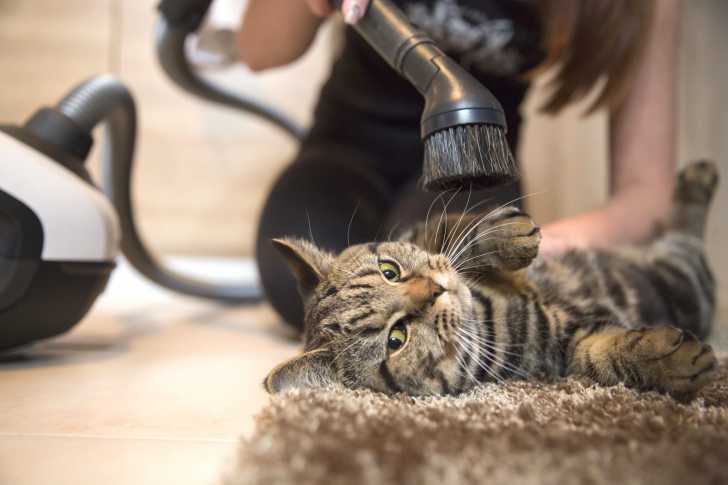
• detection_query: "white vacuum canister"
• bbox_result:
[0,129,119,351]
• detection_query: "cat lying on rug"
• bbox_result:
[265,161,719,398]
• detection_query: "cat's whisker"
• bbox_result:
[453,336,483,386]
[424,190,450,247]
[445,214,516,264]
[434,188,463,255]
[451,249,501,272]
[443,191,543,263]
[346,202,360,248]
[454,263,502,275]
[449,220,528,266]
[454,324,520,353]
[448,220,524,264]
[455,319,533,379]
[469,347,507,384]
[386,220,402,242]
[481,191,545,222]
[444,208,499,263]
[479,350,532,380]
[333,334,369,362]
[441,184,473,258]
[485,350,531,379]
[440,196,501,259]
[306,211,317,246]
[454,327,529,360]
[452,319,508,384]
[457,338,531,380]
[443,209,495,263]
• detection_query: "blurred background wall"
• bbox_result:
[1,0,726,311]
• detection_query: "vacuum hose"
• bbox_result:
[51,0,311,303]
[57,75,263,302]
[154,0,305,140]
[154,18,305,139]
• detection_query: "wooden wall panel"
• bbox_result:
[0,1,112,124]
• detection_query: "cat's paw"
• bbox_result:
[626,326,717,396]
[484,207,541,271]
[676,160,719,206]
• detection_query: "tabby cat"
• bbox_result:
[265,161,719,398]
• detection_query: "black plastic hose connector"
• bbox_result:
[158,0,213,31]
[332,0,507,138]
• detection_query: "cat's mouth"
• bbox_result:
[430,279,472,349]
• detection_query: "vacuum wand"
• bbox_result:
[333,0,518,191]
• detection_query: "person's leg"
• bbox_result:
[256,145,394,329]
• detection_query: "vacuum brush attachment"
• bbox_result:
[336,0,518,191]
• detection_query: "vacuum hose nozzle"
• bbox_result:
[335,0,518,191]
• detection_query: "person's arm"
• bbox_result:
[607,0,679,235]
[237,0,324,72]
[540,0,680,256]
[237,0,369,72]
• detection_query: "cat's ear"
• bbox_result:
[271,238,334,301]
[264,348,337,394]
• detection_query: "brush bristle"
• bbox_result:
[421,124,518,191]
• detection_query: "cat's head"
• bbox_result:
[264,238,476,396]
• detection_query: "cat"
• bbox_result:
[264,160,719,398]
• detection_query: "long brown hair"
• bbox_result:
[538,0,655,113]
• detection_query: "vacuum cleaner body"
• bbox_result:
[0,129,119,351]
[0,69,268,352]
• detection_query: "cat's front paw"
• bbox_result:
[482,207,541,271]
[627,326,717,396]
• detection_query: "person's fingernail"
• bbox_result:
[344,1,363,24]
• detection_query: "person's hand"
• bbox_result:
[305,0,370,24]
[538,188,671,258]
[538,220,591,258]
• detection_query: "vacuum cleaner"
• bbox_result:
[0,0,514,351]
[0,2,302,351]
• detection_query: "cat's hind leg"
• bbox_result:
[567,324,717,397]
[671,159,719,238]
[641,160,719,339]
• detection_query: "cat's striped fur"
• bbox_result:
[266,161,719,397]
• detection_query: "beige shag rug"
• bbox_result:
[223,359,728,485]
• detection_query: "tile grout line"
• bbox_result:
[0,432,237,444]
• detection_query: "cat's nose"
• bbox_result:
[430,281,445,298]
[405,277,446,304]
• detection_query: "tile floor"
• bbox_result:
[0,259,299,485]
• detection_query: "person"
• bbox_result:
[237,0,680,329]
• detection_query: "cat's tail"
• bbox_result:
[670,160,719,239]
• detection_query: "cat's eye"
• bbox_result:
[387,322,407,351]
[379,261,401,282]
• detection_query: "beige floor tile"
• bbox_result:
[0,260,298,483]
[0,261,299,443]
[0,306,297,441]
[0,435,235,485]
